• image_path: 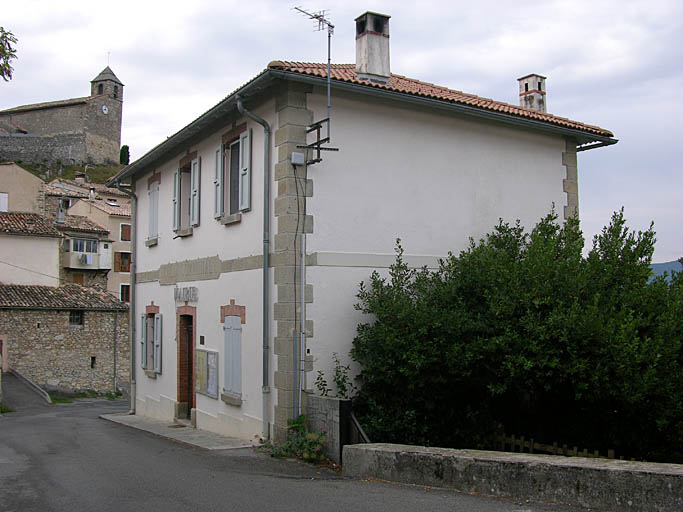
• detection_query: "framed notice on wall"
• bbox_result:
[195,348,218,399]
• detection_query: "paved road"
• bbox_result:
[1,372,49,411]
[0,397,587,511]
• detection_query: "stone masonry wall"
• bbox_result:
[272,82,315,441]
[0,133,87,166]
[0,309,129,393]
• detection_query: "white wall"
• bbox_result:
[304,88,569,386]
[306,90,566,257]
[0,235,61,286]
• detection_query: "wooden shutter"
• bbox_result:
[172,168,181,231]
[190,157,201,227]
[140,314,147,369]
[153,313,162,373]
[238,129,251,212]
[114,252,122,272]
[120,224,131,241]
[223,315,242,395]
[214,147,224,218]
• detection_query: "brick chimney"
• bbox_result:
[355,11,391,84]
[518,73,546,113]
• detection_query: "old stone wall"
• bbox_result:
[0,103,87,136]
[0,133,87,166]
[0,308,129,393]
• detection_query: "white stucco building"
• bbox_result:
[110,12,617,442]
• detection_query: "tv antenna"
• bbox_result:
[293,6,339,164]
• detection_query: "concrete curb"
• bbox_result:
[343,443,683,512]
[100,413,254,451]
[9,368,51,404]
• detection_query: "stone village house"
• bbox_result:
[109,12,617,442]
[0,284,128,394]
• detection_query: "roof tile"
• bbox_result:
[0,283,128,311]
[0,212,61,238]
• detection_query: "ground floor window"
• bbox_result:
[141,308,162,374]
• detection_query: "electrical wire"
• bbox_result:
[0,259,64,283]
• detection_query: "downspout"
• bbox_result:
[236,96,272,440]
[114,179,137,415]
[113,309,118,392]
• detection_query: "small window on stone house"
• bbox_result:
[98,84,103,95]
[69,310,84,326]
[113,86,118,99]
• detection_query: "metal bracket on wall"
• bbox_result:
[296,118,339,165]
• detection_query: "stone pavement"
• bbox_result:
[100,412,254,450]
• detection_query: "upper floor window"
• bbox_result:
[120,223,131,241]
[113,85,119,99]
[114,251,131,272]
[214,129,251,219]
[97,84,103,95]
[72,238,98,253]
[173,155,201,233]
[148,180,159,240]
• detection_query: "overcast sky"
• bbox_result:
[2,0,681,262]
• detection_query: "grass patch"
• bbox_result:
[50,396,74,404]
[1,404,15,413]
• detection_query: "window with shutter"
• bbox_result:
[214,147,224,219]
[190,157,201,227]
[223,315,242,396]
[114,252,122,272]
[120,224,131,241]
[140,314,147,370]
[148,181,159,239]
[153,313,162,373]
[239,129,251,212]
[172,168,181,231]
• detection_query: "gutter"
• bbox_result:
[112,179,137,415]
[236,96,272,441]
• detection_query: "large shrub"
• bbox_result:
[351,210,683,462]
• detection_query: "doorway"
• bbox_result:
[177,314,194,419]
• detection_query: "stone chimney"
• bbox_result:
[518,73,547,113]
[355,11,391,84]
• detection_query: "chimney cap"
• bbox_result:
[355,11,391,22]
[517,73,547,81]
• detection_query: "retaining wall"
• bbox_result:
[343,443,683,512]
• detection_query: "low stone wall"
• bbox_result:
[0,309,129,393]
[343,444,683,512]
[0,132,87,165]
[305,393,351,464]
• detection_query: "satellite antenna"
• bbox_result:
[293,6,339,164]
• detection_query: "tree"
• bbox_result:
[119,145,130,165]
[0,27,18,81]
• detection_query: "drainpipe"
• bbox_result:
[113,310,118,392]
[113,179,137,415]
[236,96,272,440]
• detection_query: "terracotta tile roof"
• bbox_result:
[0,96,90,114]
[46,178,129,198]
[44,181,89,199]
[267,61,613,138]
[0,212,61,238]
[81,199,131,217]
[0,283,128,311]
[55,215,109,235]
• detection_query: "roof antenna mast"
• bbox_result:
[294,7,333,140]
[293,7,339,164]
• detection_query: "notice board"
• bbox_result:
[195,349,218,399]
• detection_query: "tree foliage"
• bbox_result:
[119,145,130,165]
[351,210,683,462]
[0,27,18,81]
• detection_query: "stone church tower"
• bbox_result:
[0,67,124,165]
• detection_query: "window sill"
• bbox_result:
[145,237,158,247]
[219,213,242,226]
[174,227,193,238]
[144,370,158,379]
[220,391,242,407]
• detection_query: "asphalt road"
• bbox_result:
[1,384,586,512]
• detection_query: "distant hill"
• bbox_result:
[651,260,682,280]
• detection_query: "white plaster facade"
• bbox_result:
[115,55,614,443]
[0,234,60,286]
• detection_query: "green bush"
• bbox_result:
[260,415,327,462]
[351,210,683,462]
